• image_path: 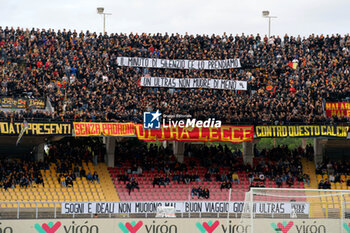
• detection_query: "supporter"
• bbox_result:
[131,178,140,191]
[303,174,310,186]
[220,180,232,190]
[334,173,341,183]
[250,180,265,189]
[117,171,130,184]
[286,176,294,187]
[70,172,76,181]
[20,176,29,188]
[193,172,201,182]
[323,180,331,189]
[86,172,93,182]
[184,173,191,184]
[0,159,46,190]
[164,165,170,175]
[153,175,165,188]
[172,172,180,184]
[221,173,228,182]
[74,165,80,178]
[93,172,99,183]
[347,179,350,187]
[1,27,349,125]
[113,141,310,197]
[275,176,282,188]
[253,173,260,182]
[191,187,199,198]
[3,179,12,191]
[136,166,143,175]
[66,175,73,187]
[60,175,66,187]
[158,176,166,187]
[231,172,240,184]
[247,172,254,184]
[204,172,212,181]
[80,168,86,178]
[318,180,324,189]
[258,181,265,188]
[164,175,170,185]
[36,175,44,187]
[202,188,210,199]
[126,181,133,195]
[215,172,222,182]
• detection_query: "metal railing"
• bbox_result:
[0,201,348,220]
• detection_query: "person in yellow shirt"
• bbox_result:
[231,172,240,184]
[60,175,66,187]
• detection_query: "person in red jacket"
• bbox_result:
[36,59,43,68]
[289,85,295,94]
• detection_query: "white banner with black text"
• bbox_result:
[61,201,309,214]
[117,57,241,70]
[140,77,247,91]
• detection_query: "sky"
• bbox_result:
[1,0,350,37]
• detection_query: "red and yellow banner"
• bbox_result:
[73,122,135,137]
[325,102,350,118]
[135,124,254,143]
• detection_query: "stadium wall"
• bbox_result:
[0,218,348,233]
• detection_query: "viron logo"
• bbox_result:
[119,221,143,233]
[344,223,350,233]
[196,220,220,233]
[271,221,294,233]
[34,222,62,233]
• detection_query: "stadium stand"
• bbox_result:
[0,139,119,208]
[1,26,350,124]
[0,162,118,208]
[110,142,307,201]
[1,25,349,226]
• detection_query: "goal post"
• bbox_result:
[241,187,350,233]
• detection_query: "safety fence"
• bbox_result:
[0,200,349,220]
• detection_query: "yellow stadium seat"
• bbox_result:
[335,183,341,190]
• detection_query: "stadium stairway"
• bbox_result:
[302,158,324,218]
[301,158,350,218]
[0,162,119,209]
[302,158,318,189]
[314,172,350,218]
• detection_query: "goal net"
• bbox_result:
[240,188,350,233]
[155,206,176,218]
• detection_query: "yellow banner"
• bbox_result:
[0,122,71,135]
[1,97,45,109]
[255,125,349,138]
[73,122,135,137]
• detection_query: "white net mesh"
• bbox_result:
[155,206,176,218]
[241,188,350,233]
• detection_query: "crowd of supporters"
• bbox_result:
[191,186,210,199]
[316,157,350,188]
[115,140,311,193]
[0,159,45,190]
[0,138,103,191]
[1,26,350,124]
[48,139,102,187]
[316,157,350,176]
